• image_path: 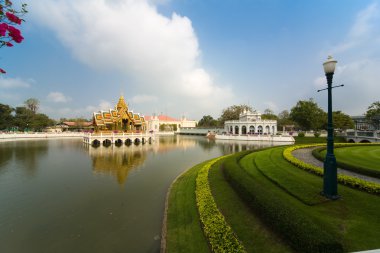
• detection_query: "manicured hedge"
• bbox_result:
[222,154,343,253]
[312,145,380,179]
[284,144,380,194]
[195,157,246,253]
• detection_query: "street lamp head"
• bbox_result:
[323,55,337,74]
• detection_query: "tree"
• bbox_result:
[0,103,14,129]
[261,108,278,120]
[13,106,54,131]
[333,111,354,131]
[277,110,295,130]
[218,104,253,124]
[13,106,33,129]
[365,101,380,130]
[366,101,380,118]
[0,0,27,74]
[290,99,326,131]
[198,115,219,127]
[24,98,39,113]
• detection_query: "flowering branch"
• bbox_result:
[0,0,27,74]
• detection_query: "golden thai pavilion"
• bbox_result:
[92,95,146,132]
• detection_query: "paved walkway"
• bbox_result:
[292,147,380,184]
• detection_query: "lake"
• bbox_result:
[0,135,278,253]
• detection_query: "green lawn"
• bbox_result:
[208,158,293,253]
[165,146,380,253]
[254,147,326,205]
[322,145,380,172]
[294,136,346,144]
[165,161,209,253]
[316,145,380,179]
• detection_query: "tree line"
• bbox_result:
[0,98,55,131]
[198,100,380,132]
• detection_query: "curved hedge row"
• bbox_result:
[223,154,343,253]
[195,157,246,253]
[283,144,380,194]
[312,145,380,179]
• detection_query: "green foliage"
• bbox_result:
[24,98,39,113]
[290,99,326,131]
[277,110,295,129]
[11,106,54,131]
[218,104,253,124]
[365,101,380,129]
[261,108,278,120]
[365,101,380,120]
[198,115,219,127]
[0,103,14,130]
[314,132,320,137]
[159,124,177,131]
[297,132,305,137]
[333,111,354,130]
[195,157,246,253]
[283,144,380,194]
[223,153,343,253]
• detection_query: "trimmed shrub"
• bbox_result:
[195,157,246,253]
[297,132,305,137]
[222,155,343,253]
[314,132,321,137]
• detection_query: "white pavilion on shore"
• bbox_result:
[224,109,277,135]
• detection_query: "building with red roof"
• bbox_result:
[145,114,197,132]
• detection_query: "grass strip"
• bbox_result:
[165,161,210,253]
[294,136,346,144]
[254,147,325,205]
[196,156,246,253]
[317,145,380,179]
[223,153,344,253]
[208,154,294,253]
[284,144,380,194]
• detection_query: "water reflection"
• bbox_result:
[0,141,48,176]
[0,136,290,253]
[88,145,148,185]
[86,136,198,184]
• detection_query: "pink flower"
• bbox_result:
[6,42,13,47]
[7,25,24,43]
[6,12,22,25]
[0,23,8,36]
[0,68,6,74]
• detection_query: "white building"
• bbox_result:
[224,109,277,135]
[145,114,197,132]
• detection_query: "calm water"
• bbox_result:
[0,135,277,253]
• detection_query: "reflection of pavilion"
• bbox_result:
[85,136,197,184]
[88,145,149,185]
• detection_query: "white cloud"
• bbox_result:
[316,2,380,116]
[263,101,278,112]
[331,3,380,54]
[31,0,234,119]
[130,94,158,104]
[47,92,72,103]
[0,77,31,89]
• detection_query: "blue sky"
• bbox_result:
[1,0,379,120]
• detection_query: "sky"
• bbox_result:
[1,0,380,121]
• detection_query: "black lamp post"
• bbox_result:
[322,56,339,200]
